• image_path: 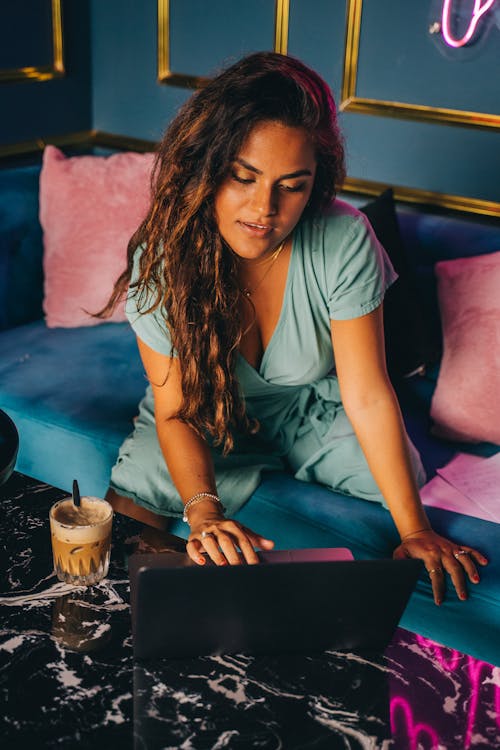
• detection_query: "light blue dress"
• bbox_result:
[110,200,426,517]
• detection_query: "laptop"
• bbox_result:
[129,548,421,659]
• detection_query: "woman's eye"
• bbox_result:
[279,182,306,193]
[231,171,254,185]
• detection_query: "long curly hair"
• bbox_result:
[98,52,345,454]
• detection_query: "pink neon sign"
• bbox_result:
[441,0,497,47]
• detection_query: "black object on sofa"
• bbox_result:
[0,409,19,486]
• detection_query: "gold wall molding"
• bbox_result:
[0,131,93,159]
[1,130,498,218]
[0,0,64,84]
[341,0,499,131]
[342,177,499,219]
[0,131,155,159]
[275,0,290,54]
[157,0,208,88]
[157,0,290,87]
[89,131,157,153]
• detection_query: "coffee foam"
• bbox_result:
[51,497,112,543]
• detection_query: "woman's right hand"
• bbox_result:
[186,502,274,566]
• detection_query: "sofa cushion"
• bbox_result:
[430,252,500,444]
[0,320,146,497]
[395,367,499,479]
[396,209,500,350]
[39,146,154,328]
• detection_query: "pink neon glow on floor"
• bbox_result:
[388,633,500,749]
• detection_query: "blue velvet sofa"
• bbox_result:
[1,161,499,665]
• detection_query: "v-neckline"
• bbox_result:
[238,230,298,379]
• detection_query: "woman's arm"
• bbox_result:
[330,306,487,604]
[136,336,274,565]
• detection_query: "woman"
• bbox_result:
[100,52,487,604]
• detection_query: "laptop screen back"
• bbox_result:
[129,549,421,659]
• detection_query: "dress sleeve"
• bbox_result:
[325,210,398,321]
[125,246,175,356]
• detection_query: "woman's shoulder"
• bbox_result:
[318,198,368,230]
[299,198,368,250]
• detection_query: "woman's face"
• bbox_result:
[215,120,317,260]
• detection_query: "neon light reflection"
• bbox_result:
[390,696,440,750]
[390,635,500,750]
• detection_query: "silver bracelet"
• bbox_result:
[182,492,225,523]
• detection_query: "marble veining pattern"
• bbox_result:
[0,472,498,749]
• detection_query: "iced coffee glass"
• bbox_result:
[49,496,113,586]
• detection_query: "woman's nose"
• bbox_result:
[249,184,277,216]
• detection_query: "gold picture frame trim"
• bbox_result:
[1,130,498,218]
[157,0,290,87]
[275,0,290,54]
[342,176,499,219]
[0,131,155,159]
[0,0,65,84]
[340,0,500,131]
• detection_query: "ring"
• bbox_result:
[201,531,214,540]
[454,549,469,559]
[427,568,441,576]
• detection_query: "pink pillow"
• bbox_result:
[40,145,154,327]
[430,251,500,444]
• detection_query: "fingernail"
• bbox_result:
[473,575,480,583]
[459,592,468,600]
[198,557,205,565]
[436,599,442,606]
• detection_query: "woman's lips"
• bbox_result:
[238,220,274,238]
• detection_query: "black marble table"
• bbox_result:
[1,472,499,749]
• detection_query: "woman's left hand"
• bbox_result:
[393,529,488,605]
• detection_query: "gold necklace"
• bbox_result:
[240,239,287,298]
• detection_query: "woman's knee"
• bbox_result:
[105,487,168,530]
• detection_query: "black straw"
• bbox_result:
[72,479,81,507]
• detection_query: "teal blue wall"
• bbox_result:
[90,0,346,142]
[90,0,500,205]
[1,1,499,206]
[0,0,91,145]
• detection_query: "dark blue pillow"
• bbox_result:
[0,165,44,330]
[360,189,438,379]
